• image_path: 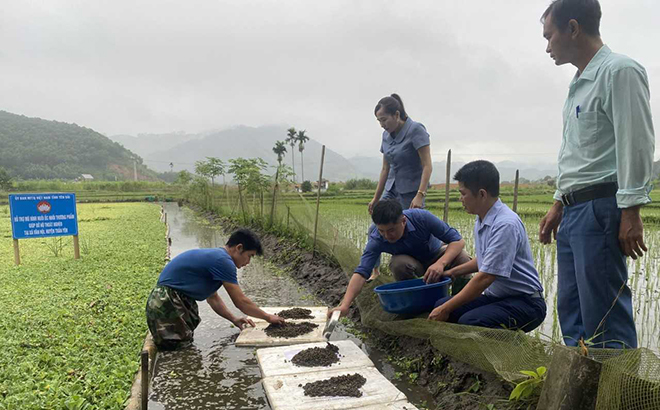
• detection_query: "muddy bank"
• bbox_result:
[195,207,525,410]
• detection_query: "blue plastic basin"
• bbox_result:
[373,278,451,315]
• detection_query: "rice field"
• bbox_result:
[284,186,660,353]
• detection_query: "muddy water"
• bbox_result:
[148,203,435,410]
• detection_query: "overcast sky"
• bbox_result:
[1,0,658,165]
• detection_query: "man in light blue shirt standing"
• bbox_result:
[539,0,655,348]
[429,161,546,332]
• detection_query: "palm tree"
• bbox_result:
[272,140,287,167]
[285,127,297,182]
[296,130,310,182]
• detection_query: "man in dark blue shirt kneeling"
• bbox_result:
[329,200,470,318]
[146,228,285,350]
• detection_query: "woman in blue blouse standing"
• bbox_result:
[368,94,433,279]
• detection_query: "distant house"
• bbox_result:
[313,179,330,192]
[293,179,329,193]
[78,174,94,182]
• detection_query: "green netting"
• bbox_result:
[193,185,660,410]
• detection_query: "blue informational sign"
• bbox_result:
[9,193,78,240]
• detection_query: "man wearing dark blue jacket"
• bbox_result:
[329,199,469,318]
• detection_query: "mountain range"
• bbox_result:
[109,125,559,183]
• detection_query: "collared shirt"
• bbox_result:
[354,209,462,279]
[158,248,238,301]
[380,117,430,195]
[554,45,655,208]
[475,199,543,298]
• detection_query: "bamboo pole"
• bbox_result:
[443,149,451,222]
[73,235,80,260]
[286,205,290,229]
[513,169,520,213]
[13,239,20,266]
[260,191,264,218]
[312,145,326,258]
[238,185,247,223]
[331,227,339,254]
[141,350,149,410]
[270,167,280,227]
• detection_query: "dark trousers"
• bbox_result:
[434,293,547,332]
[557,196,637,349]
[389,246,471,282]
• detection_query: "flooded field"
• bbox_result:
[306,197,660,354]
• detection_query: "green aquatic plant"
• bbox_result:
[509,366,546,401]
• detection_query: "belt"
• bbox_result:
[560,182,618,207]
[528,291,543,299]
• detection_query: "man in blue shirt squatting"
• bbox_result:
[429,161,547,332]
[146,228,285,350]
[538,0,654,349]
[328,199,471,318]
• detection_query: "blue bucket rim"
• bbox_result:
[373,277,451,295]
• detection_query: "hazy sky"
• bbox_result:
[2,0,658,164]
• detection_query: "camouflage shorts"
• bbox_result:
[146,285,201,350]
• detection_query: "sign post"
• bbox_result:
[13,239,20,265]
[9,193,80,265]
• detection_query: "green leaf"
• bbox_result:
[509,382,527,400]
[520,383,536,399]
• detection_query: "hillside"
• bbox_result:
[111,131,202,160]
[0,111,155,180]
[130,125,362,182]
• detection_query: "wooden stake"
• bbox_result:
[260,190,264,218]
[73,235,80,260]
[286,205,290,228]
[141,350,149,410]
[238,185,247,223]
[443,149,451,222]
[13,239,20,266]
[513,169,520,213]
[312,145,326,258]
[331,227,339,254]
[270,167,280,226]
[536,347,601,410]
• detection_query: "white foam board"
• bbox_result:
[262,366,408,410]
[236,320,326,347]
[355,401,419,410]
[256,340,374,378]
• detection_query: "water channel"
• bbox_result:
[148,203,435,409]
